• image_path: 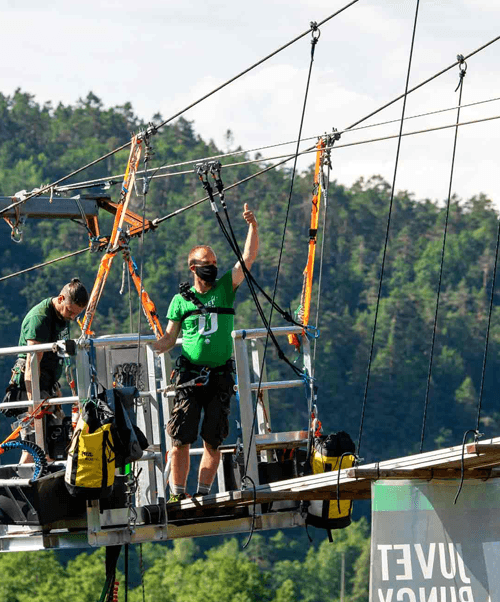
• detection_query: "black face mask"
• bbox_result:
[194,265,218,283]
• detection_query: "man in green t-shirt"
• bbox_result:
[2,279,89,461]
[154,203,259,502]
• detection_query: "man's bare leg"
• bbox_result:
[197,441,221,495]
[169,444,190,498]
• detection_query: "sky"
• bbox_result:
[2,0,499,206]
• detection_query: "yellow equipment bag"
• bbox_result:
[306,432,356,538]
[65,399,115,499]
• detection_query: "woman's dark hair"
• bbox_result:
[60,278,89,307]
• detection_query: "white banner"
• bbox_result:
[370,479,500,602]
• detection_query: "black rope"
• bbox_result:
[99,545,122,602]
[420,57,467,453]
[476,218,500,432]
[357,0,421,457]
[0,2,360,216]
[197,164,303,376]
[454,429,477,505]
[241,475,257,549]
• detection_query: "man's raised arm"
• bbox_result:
[232,203,259,290]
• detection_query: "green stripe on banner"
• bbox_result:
[372,482,434,512]
[372,480,500,512]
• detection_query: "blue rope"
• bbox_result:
[1,440,48,481]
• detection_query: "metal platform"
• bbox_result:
[1,326,497,552]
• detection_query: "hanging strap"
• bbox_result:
[288,137,326,351]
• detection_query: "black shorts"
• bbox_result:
[167,358,235,449]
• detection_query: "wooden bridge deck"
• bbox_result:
[169,435,500,514]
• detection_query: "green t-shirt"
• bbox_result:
[17,298,69,390]
[167,270,236,367]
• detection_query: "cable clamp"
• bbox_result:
[209,160,225,201]
[89,235,107,252]
[137,122,158,143]
[454,54,467,92]
[195,162,218,211]
[310,21,320,41]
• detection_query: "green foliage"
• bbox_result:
[1,89,500,601]
[0,550,68,602]
[1,88,500,458]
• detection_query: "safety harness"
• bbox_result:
[177,280,235,324]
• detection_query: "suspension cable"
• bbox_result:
[3,32,498,221]
[357,0,421,457]
[54,96,500,194]
[0,1,360,216]
[123,114,500,191]
[0,247,89,283]
[420,57,468,453]
[242,24,322,478]
[476,218,500,433]
[346,34,500,131]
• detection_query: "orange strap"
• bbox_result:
[81,136,143,336]
[125,255,164,339]
[289,138,326,350]
[0,396,51,454]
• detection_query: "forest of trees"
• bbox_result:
[0,89,499,600]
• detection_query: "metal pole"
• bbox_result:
[232,335,259,486]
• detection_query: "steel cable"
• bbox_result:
[357,0,421,457]
[420,58,467,453]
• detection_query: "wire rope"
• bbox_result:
[420,58,467,453]
[475,218,500,433]
[345,35,500,131]
[357,0,421,457]
[0,1,360,216]
[119,114,500,188]
[4,112,497,286]
[54,96,500,194]
[241,25,322,479]
[0,247,89,282]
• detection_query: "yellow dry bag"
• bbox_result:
[65,399,115,499]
